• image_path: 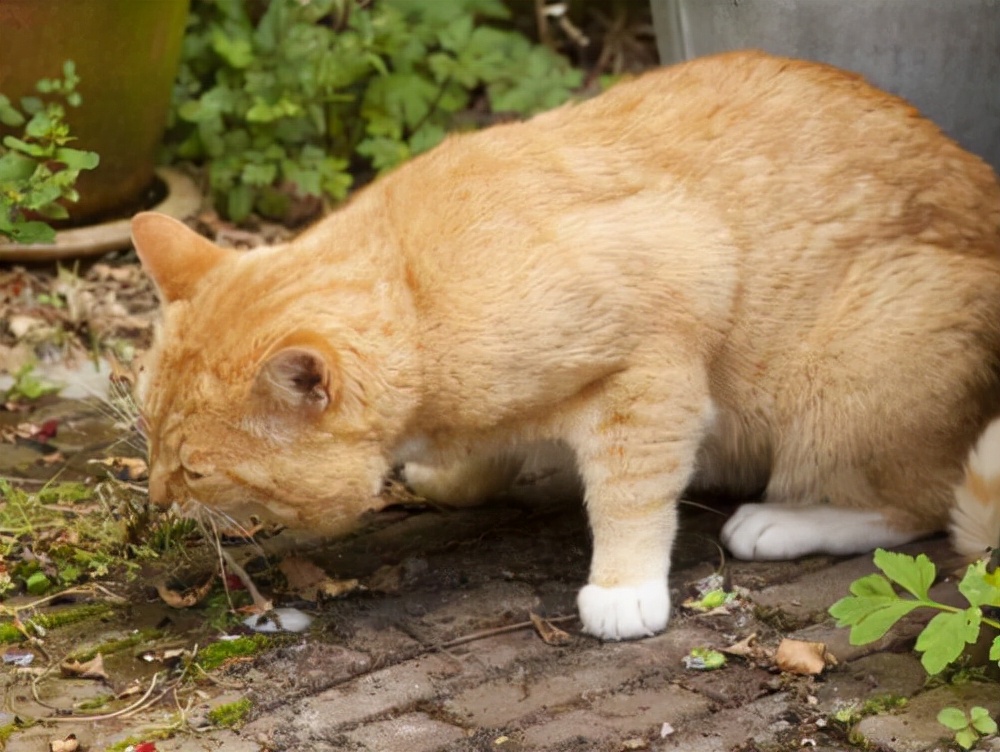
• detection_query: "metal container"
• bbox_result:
[650,0,1000,174]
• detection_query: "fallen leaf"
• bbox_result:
[278,556,358,601]
[132,743,158,752]
[720,632,774,664]
[721,632,758,658]
[317,577,359,598]
[7,314,45,339]
[682,647,727,671]
[155,576,215,608]
[91,456,148,481]
[366,563,404,594]
[774,638,837,676]
[61,654,108,681]
[224,572,246,591]
[49,734,78,752]
[682,588,735,612]
[116,680,143,699]
[32,419,59,442]
[139,647,188,666]
[620,739,648,750]
[529,612,572,646]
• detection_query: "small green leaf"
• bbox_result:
[849,573,899,599]
[5,221,56,245]
[954,728,978,750]
[828,575,922,645]
[683,647,727,670]
[226,183,255,223]
[874,549,936,600]
[990,635,1000,663]
[970,707,998,735]
[241,162,277,186]
[0,151,37,181]
[25,571,51,595]
[938,706,970,730]
[54,147,99,171]
[58,564,81,585]
[915,608,981,674]
[0,96,25,127]
[211,28,254,68]
[958,560,1000,608]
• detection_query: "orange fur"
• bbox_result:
[132,51,1000,640]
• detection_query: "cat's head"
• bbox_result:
[130,212,403,535]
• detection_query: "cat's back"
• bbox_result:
[389,49,998,262]
[569,50,1000,251]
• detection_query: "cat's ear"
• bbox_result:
[131,212,235,303]
[254,334,338,414]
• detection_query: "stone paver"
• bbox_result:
[855,682,1000,752]
[4,496,998,752]
[344,712,467,751]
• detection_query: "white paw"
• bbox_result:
[401,462,448,500]
[721,502,921,560]
[577,579,670,640]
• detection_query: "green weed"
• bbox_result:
[0,60,100,244]
[166,0,581,222]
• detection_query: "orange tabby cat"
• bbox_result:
[132,50,1000,641]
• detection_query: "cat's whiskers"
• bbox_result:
[192,508,272,612]
[84,374,149,456]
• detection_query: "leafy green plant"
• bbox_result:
[2,363,61,402]
[938,706,998,750]
[0,60,99,244]
[829,549,1000,675]
[166,0,581,222]
[0,480,119,595]
[831,549,1000,749]
[830,694,908,726]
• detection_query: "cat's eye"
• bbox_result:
[183,469,206,483]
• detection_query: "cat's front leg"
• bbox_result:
[569,365,711,640]
[402,453,523,506]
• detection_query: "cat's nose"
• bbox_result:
[147,466,171,508]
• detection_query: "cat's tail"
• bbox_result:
[950,417,1000,558]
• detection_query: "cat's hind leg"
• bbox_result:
[720,503,926,560]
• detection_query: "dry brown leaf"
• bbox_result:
[116,680,143,699]
[90,263,138,284]
[317,577,360,599]
[721,632,767,660]
[279,557,328,590]
[774,638,837,676]
[49,734,79,752]
[139,647,188,667]
[155,576,215,609]
[61,654,108,681]
[7,314,45,339]
[91,456,148,481]
[366,563,404,594]
[529,612,572,646]
[279,556,358,601]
